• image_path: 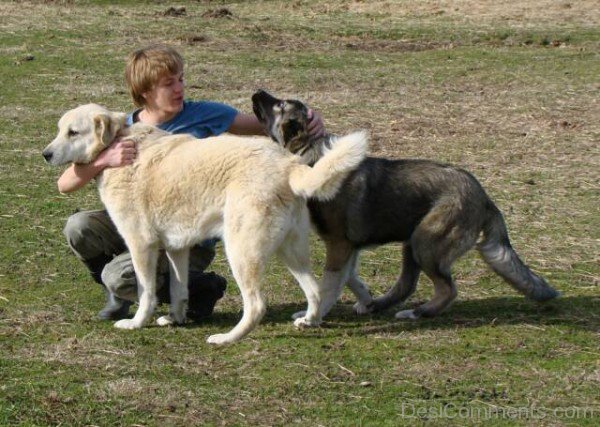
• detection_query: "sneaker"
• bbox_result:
[187,271,227,321]
[97,288,132,320]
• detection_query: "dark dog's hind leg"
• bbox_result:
[370,243,421,313]
[396,267,457,319]
[395,203,475,319]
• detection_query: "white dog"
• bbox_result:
[43,104,367,344]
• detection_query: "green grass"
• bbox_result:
[1,0,599,425]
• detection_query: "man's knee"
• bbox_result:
[63,210,124,261]
[63,211,95,248]
[101,252,170,302]
[101,253,138,302]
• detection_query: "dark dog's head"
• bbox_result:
[252,90,313,155]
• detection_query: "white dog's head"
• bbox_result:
[42,104,127,166]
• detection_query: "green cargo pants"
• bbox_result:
[63,209,216,303]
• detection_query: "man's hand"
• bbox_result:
[307,109,326,139]
[97,138,137,168]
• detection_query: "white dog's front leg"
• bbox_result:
[114,289,157,329]
[114,242,159,330]
[156,249,190,327]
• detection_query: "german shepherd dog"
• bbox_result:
[252,90,559,321]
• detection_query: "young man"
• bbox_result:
[58,45,325,321]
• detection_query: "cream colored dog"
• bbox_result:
[43,104,367,344]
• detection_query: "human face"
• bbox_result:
[142,71,185,119]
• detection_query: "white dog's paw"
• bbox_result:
[294,316,321,329]
[395,309,418,320]
[291,310,307,320]
[207,333,235,345]
[353,301,374,315]
[114,319,143,330]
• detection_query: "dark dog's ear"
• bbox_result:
[252,102,265,123]
[251,90,280,124]
[94,112,126,146]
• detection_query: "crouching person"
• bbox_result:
[63,210,226,320]
[55,44,324,320]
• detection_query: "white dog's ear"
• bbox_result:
[94,112,126,146]
[112,112,128,129]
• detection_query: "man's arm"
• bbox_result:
[57,139,137,193]
[58,162,107,194]
[227,110,326,138]
[227,113,266,136]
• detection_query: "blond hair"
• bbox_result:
[125,45,184,107]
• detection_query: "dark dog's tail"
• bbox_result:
[289,131,368,201]
[477,204,560,301]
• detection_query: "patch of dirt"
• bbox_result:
[349,0,600,28]
[161,6,186,17]
[105,378,154,397]
[177,34,209,45]
[202,8,234,19]
[340,37,451,52]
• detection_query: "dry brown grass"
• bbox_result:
[349,0,600,27]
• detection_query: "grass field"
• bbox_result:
[1,0,598,425]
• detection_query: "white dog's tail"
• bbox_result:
[288,131,368,201]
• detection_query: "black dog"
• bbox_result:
[252,90,559,320]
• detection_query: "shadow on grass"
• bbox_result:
[188,295,599,335]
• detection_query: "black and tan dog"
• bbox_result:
[252,90,559,321]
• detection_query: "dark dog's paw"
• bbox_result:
[353,301,374,315]
[395,309,419,320]
[291,310,307,320]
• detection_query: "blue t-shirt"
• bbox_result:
[126,100,238,138]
